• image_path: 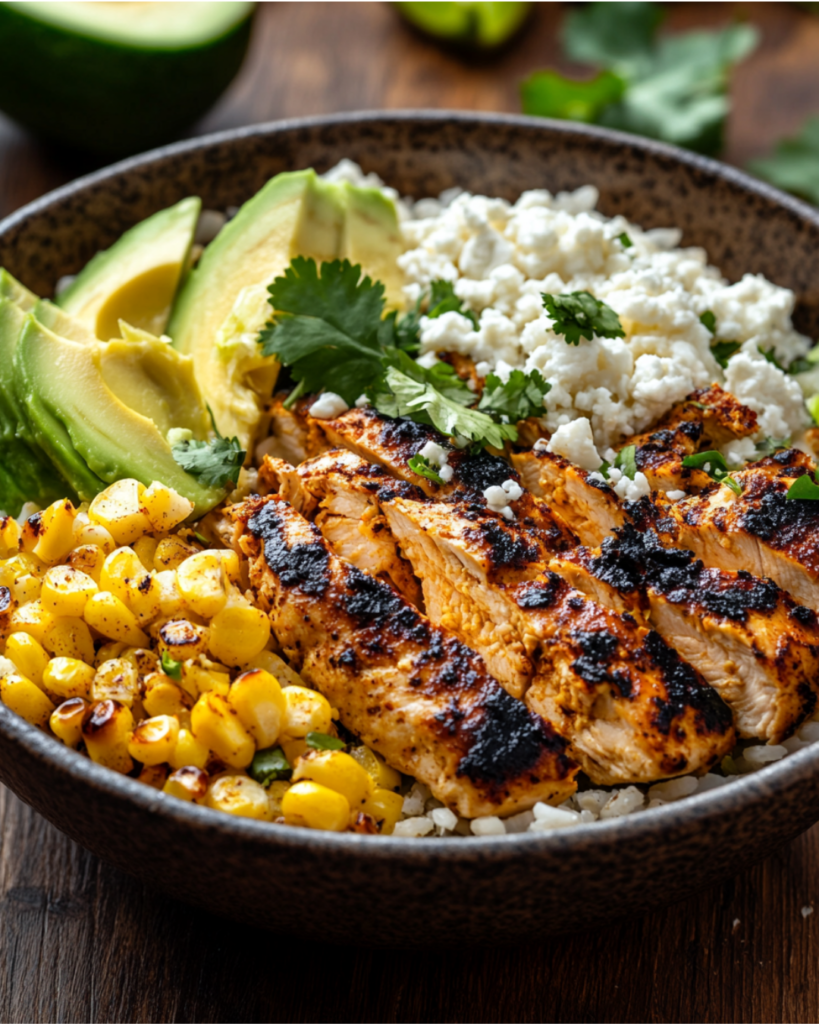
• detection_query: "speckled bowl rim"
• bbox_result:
[2,109,819,862]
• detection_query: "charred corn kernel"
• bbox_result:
[163,765,208,801]
[141,482,194,533]
[127,714,180,766]
[143,673,190,716]
[6,632,49,688]
[84,592,149,646]
[180,661,229,700]
[95,640,127,666]
[362,788,404,834]
[123,573,161,626]
[209,604,270,666]
[349,746,403,791]
[32,499,77,564]
[92,658,139,706]
[43,657,95,699]
[292,750,374,809]
[153,535,198,572]
[267,779,289,817]
[100,547,146,603]
[158,619,207,661]
[132,535,159,572]
[0,552,46,590]
[88,479,151,546]
[49,696,88,747]
[281,737,309,764]
[11,573,41,605]
[71,519,116,554]
[66,544,105,583]
[81,699,133,772]
[281,686,334,738]
[205,774,272,820]
[0,672,54,726]
[120,647,158,676]
[176,551,227,618]
[10,600,55,646]
[43,617,96,663]
[229,669,285,748]
[249,650,304,688]
[137,764,169,789]
[281,780,350,831]
[154,570,186,617]
[168,727,209,770]
[41,565,98,618]
[0,585,14,641]
[191,691,254,768]
[0,515,20,558]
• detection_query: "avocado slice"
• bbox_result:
[340,183,405,311]
[57,196,201,341]
[15,317,224,513]
[0,268,96,343]
[0,268,38,311]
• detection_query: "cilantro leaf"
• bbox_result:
[542,291,625,345]
[250,746,292,786]
[427,280,479,329]
[681,450,742,495]
[786,473,819,500]
[699,310,717,334]
[754,436,791,459]
[172,435,245,488]
[748,116,819,205]
[305,731,346,751]
[617,232,633,249]
[711,339,741,369]
[408,453,444,485]
[160,651,182,681]
[614,444,638,480]
[477,369,551,422]
[759,346,785,371]
[521,69,627,124]
[562,1,664,72]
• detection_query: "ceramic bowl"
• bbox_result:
[2,112,819,946]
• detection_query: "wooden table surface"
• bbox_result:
[3,3,819,1020]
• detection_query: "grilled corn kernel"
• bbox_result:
[124,573,161,626]
[281,685,334,738]
[0,552,45,590]
[163,765,209,801]
[95,640,127,666]
[281,737,309,764]
[137,764,169,789]
[229,669,285,748]
[180,661,230,700]
[209,604,270,667]
[43,617,96,663]
[292,750,374,809]
[176,551,227,618]
[43,657,95,699]
[32,500,77,564]
[168,727,210,769]
[141,482,194,533]
[6,632,49,688]
[281,780,350,832]
[127,714,180,766]
[349,746,403,791]
[153,535,198,572]
[120,646,159,676]
[205,774,273,820]
[84,592,149,646]
[49,696,88,747]
[132,535,159,572]
[41,565,98,618]
[0,585,14,640]
[0,515,20,558]
[0,672,54,726]
[267,779,290,817]
[362,788,404,834]
[158,619,208,661]
[154,570,186,617]
[71,520,116,554]
[81,699,134,773]
[11,572,40,605]
[248,650,304,688]
[220,550,242,588]
[191,691,254,768]
[10,599,55,645]
[143,674,190,716]
[88,479,151,546]
[92,658,139,706]
[100,547,146,603]
[66,544,105,583]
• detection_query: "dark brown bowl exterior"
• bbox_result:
[2,112,819,945]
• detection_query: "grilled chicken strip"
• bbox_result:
[259,393,333,466]
[233,496,579,816]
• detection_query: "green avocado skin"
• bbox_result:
[0,6,254,157]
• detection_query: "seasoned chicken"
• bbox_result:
[260,393,332,466]
[232,496,579,816]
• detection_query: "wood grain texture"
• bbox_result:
[2,3,819,1020]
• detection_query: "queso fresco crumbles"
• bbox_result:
[2,160,819,840]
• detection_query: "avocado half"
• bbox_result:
[0,2,255,156]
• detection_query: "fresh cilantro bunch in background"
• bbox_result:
[748,117,819,205]
[426,279,479,329]
[521,2,758,156]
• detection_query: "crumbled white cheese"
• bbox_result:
[666,489,687,501]
[309,392,349,419]
[483,478,523,519]
[546,418,601,471]
[722,436,757,467]
[354,394,370,408]
[605,466,652,502]
[418,440,454,483]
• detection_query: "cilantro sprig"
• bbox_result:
[753,436,791,460]
[477,369,551,422]
[171,406,245,490]
[786,472,819,501]
[306,731,346,751]
[700,310,741,369]
[542,291,624,345]
[160,651,182,681]
[599,444,638,481]
[250,746,292,786]
[749,116,819,206]
[427,280,479,329]
[681,450,742,495]
[407,453,444,485]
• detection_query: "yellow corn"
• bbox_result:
[349,746,403,791]
[6,632,50,688]
[281,780,350,832]
[141,482,194,534]
[123,573,161,626]
[99,547,146,603]
[281,685,334,738]
[176,551,227,618]
[10,599,55,646]
[220,550,243,588]
[127,714,180,766]
[11,573,41,605]
[49,696,88,747]
[153,535,198,572]
[41,565,98,618]
[0,672,54,726]
[43,617,96,663]
[0,552,45,590]
[362,789,404,834]
[136,764,169,789]
[43,656,95,700]
[95,640,127,666]
[132,535,159,572]
[205,774,272,820]
[228,669,285,748]
[281,737,309,764]
[209,602,270,667]
[157,619,208,661]
[32,499,77,564]
[180,661,230,700]
[154,570,186,617]
[88,479,151,545]
[71,520,116,554]
[66,544,105,583]
[0,515,20,558]
[191,691,254,768]
[168,727,210,770]
[249,650,305,689]
[163,765,209,801]
[92,658,139,706]
[0,585,14,641]
[267,779,290,817]
[120,646,159,676]
[84,591,149,646]
[143,672,190,716]
[292,749,374,810]
[81,698,134,772]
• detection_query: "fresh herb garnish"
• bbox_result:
[249,746,292,786]
[681,450,742,495]
[477,369,551,422]
[305,731,346,751]
[520,68,626,125]
[688,401,710,410]
[754,436,790,459]
[748,115,819,206]
[786,472,819,500]
[614,444,638,481]
[194,531,209,546]
[427,279,479,329]
[617,232,633,249]
[171,404,245,489]
[699,310,717,334]
[542,291,625,345]
[160,651,182,681]
[408,453,444,485]
[759,346,785,371]
[711,339,741,369]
